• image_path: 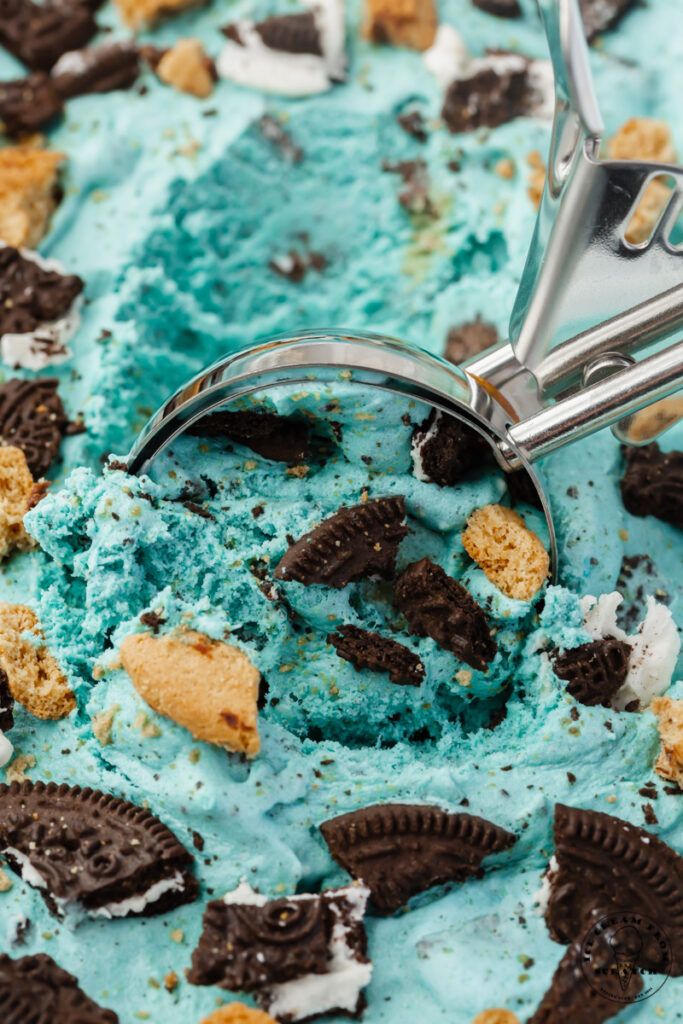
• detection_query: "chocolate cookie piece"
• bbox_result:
[0,667,14,732]
[472,0,521,17]
[256,12,323,54]
[527,940,643,1024]
[552,637,631,708]
[544,804,683,975]
[442,61,530,133]
[189,883,372,1020]
[320,803,516,914]
[411,409,491,485]
[0,952,118,1024]
[52,42,141,100]
[191,409,309,463]
[0,0,99,72]
[394,558,496,671]
[0,72,63,137]
[328,624,425,686]
[0,378,73,477]
[275,496,408,588]
[0,246,84,337]
[579,0,637,42]
[0,780,198,920]
[444,318,499,365]
[620,443,683,529]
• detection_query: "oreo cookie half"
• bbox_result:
[0,780,198,921]
[0,952,118,1024]
[189,882,372,1021]
[0,378,77,475]
[552,637,631,708]
[320,803,516,914]
[528,940,643,1024]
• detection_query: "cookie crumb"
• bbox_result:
[201,1003,279,1024]
[526,150,545,209]
[164,971,179,991]
[0,866,13,891]
[0,603,75,719]
[0,447,42,561]
[364,0,438,51]
[652,696,683,789]
[494,158,515,180]
[156,38,216,98]
[462,504,549,600]
[4,752,36,783]
[608,119,677,244]
[473,1012,520,1024]
[170,928,184,943]
[91,704,120,746]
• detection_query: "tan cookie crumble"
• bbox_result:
[0,603,75,719]
[526,150,545,209]
[4,751,36,783]
[652,696,683,789]
[462,504,549,600]
[201,1005,278,1024]
[156,38,216,98]
[115,0,206,29]
[473,1012,520,1024]
[608,118,677,244]
[120,629,261,756]
[91,704,120,745]
[0,447,45,561]
[0,866,13,891]
[364,0,438,51]
[0,146,65,248]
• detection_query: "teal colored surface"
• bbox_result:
[1,0,683,1021]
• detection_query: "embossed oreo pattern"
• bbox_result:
[552,637,631,707]
[328,624,425,686]
[0,952,118,1024]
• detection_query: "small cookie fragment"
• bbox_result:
[120,630,261,757]
[321,803,515,914]
[0,73,63,138]
[0,245,83,338]
[445,318,499,365]
[0,447,44,561]
[52,42,141,100]
[0,0,98,71]
[328,624,425,686]
[0,377,73,477]
[201,1007,278,1024]
[442,59,531,134]
[0,146,64,248]
[0,952,118,1024]
[394,558,496,671]
[189,882,372,1021]
[527,940,642,1024]
[192,409,309,463]
[411,409,491,486]
[608,119,677,245]
[472,0,521,16]
[275,496,408,588]
[526,149,546,209]
[473,1012,520,1024]
[364,0,438,51]
[552,637,631,708]
[0,603,74,719]
[462,503,549,600]
[156,38,216,98]
[579,0,638,43]
[0,780,198,921]
[620,443,683,529]
[114,0,204,29]
[652,696,683,789]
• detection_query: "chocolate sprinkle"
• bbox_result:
[442,61,531,133]
[444,318,499,365]
[320,803,516,914]
[0,667,14,732]
[579,0,637,42]
[411,409,491,485]
[256,11,322,55]
[52,42,141,100]
[0,72,63,136]
[472,0,521,16]
[0,246,84,337]
[0,0,98,72]
[620,443,683,529]
[275,496,408,588]
[0,952,118,1024]
[0,780,198,918]
[394,558,497,671]
[0,377,73,477]
[527,940,642,1024]
[328,624,425,686]
[552,637,631,708]
[190,409,309,463]
[545,803,683,975]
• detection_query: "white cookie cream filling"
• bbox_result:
[410,410,442,482]
[0,730,12,768]
[89,871,187,919]
[581,591,680,710]
[3,847,48,889]
[533,854,558,916]
[223,880,372,1022]
[0,245,82,371]
[217,0,346,97]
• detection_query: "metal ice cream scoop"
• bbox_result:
[127,0,683,574]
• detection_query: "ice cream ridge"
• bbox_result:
[0,0,682,1022]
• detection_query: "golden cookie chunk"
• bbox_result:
[608,118,677,245]
[462,504,549,601]
[120,630,261,756]
[157,38,215,98]
[115,0,205,29]
[0,146,64,248]
[473,1012,520,1024]
[364,0,437,51]
[0,447,44,560]
[201,1004,278,1024]
[0,603,75,719]
[652,696,683,789]
[526,150,545,210]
